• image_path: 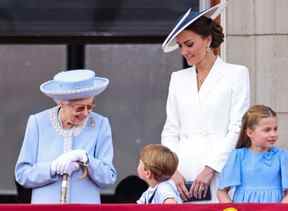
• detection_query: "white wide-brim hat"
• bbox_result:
[162,2,227,53]
[40,69,109,101]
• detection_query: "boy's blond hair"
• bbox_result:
[139,144,178,182]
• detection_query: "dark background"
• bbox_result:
[0,0,199,203]
[0,0,198,37]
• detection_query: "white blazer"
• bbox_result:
[161,57,250,184]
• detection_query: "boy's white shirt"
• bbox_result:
[137,179,182,204]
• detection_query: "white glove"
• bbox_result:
[51,149,88,175]
[60,149,88,163]
[51,159,80,176]
[50,159,58,176]
[63,161,80,175]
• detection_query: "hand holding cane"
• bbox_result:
[59,161,88,203]
[52,150,89,203]
[58,161,80,204]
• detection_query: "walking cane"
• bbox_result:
[60,174,69,204]
[59,162,88,203]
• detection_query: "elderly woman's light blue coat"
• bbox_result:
[15,106,117,203]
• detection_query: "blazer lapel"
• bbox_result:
[198,57,224,99]
[186,66,202,114]
[179,66,201,111]
[187,66,199,98]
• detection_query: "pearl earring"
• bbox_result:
[206,41,211,52]
[206,45,211,53]
[208,41,211,48]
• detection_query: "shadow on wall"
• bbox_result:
[15,180,31,203]
[112,175,148,203]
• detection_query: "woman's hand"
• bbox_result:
[51,159,80,176]
[50,150,88,176]
[217,188,232,203]
[171,170,190,200]
[281,190,288,203]
[190,166,215,199]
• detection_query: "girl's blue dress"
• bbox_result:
[218,147,288,202]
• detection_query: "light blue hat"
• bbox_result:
[40,69,109,101]
[162,2,226,53]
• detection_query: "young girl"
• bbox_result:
[137,144,182,204]
[217,105,288,203]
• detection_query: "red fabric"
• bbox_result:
[1,204,288,211]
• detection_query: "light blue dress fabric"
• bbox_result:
[15,106,117,203]
[218,147,288,203]
[137,179,182,204]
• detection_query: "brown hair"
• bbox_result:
[236,105,277,149]
[139,144,178,182]
[185,16,224,48]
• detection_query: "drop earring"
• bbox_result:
[206,41,211,52]
[206,45,211,54]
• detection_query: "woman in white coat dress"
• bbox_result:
[161,3,250,203]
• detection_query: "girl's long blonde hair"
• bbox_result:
[236,105,276,149]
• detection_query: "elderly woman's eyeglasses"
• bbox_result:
[69,103,96,113]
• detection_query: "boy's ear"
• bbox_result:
[144,169,153,179]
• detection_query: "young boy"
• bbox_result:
[137,144,182,204]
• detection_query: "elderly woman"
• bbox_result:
[15,69,117,203]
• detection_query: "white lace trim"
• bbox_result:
[49,106,96,203]
[49,106,90,138]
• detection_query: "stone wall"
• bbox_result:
[225,0,288,147]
